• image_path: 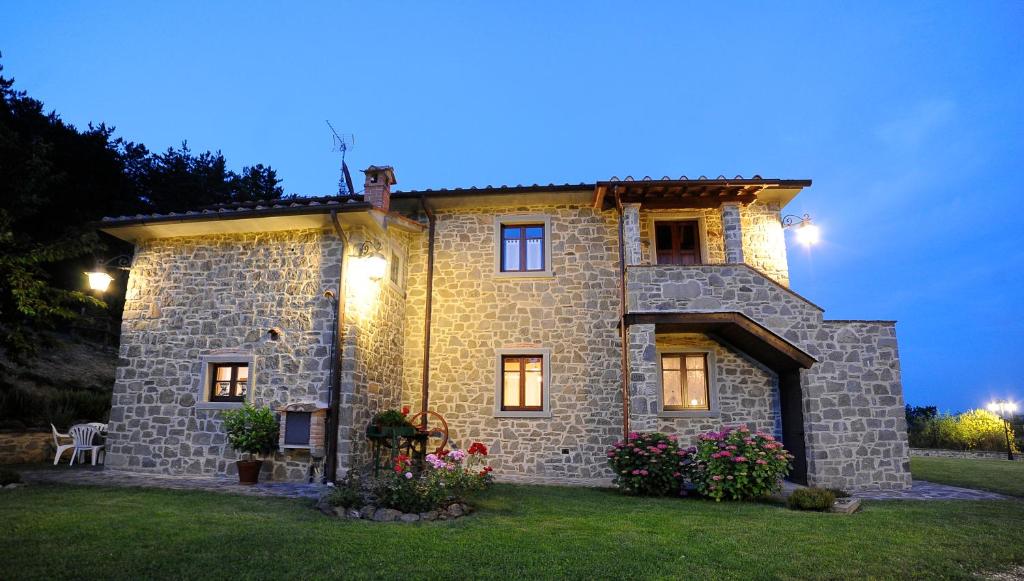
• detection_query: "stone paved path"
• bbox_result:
[12,467,1011,502]
[852,480,1008,501]
[17,466,323,499]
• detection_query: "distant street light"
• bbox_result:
[782,213,820,247]
[986,400,1018,460]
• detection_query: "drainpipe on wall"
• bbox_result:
[324,210,349,483]
[614,190,631,439]
[419,197,437,429]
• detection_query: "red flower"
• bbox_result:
[468,442,489,456]
[401,406,411,416]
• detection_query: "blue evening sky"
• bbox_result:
[3,2,1022,412]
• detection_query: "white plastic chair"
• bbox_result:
[68,424,104,466]
[84,422,108,433]
[51,423,75,465]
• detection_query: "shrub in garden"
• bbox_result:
[373,443,494,513]
[683,425,791,501]
[825,487,850,499]
[0,468,21,486]
[786,487,836,511]
[326,473,364,508]
[375,454,445,513]
[606,432,684,496]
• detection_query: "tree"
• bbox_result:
[0,57,287,359]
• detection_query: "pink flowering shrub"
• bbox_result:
[606,432,684,496]
[683,425,792,501]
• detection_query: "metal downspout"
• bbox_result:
[325,210,349,483]
[615,190,631,438]
[419,198,437,429]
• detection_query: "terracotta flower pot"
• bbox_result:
[236,459,263,485]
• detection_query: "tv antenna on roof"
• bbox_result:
[326,120,356,196]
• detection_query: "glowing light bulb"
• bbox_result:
[86,271,114,292]
[795,223,820,246]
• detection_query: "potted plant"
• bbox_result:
[366,407,416,439]
[221,403,279,485]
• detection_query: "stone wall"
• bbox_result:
[336,226,409,477]
[910,448,1023,462]
[0,431,52,464]
[401,204,625,480]
[801,321,911,490]
[626,264,824,354]
[106,229,342,481]
[627,332,781,439]
[625,265,910,490]
[740,201,790,287]
[638,208,726,266]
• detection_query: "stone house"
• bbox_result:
[99,166,911,491]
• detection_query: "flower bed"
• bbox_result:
[317,442,493,523]
[606,426,793,501]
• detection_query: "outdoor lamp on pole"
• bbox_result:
[986,400,1018,461]
[85,255,132,293]
[782,213,820,247]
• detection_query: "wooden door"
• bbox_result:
[654,220,702,265]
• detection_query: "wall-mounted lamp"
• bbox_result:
[354,239,387,280]
[85,255,132,292]
[782,214,820,247]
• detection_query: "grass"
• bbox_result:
[911,455,1024,497]
[3,483,1024,580]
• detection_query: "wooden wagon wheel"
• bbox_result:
[408,411,450,456]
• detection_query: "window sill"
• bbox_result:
[658,410,720,419]
[196,402,246,411]
[493,410,552,419]
[493,270,554,279]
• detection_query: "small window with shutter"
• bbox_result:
[283,412,312,446]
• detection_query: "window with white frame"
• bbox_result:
[196,352,255,409]
[494,348,551,417]
[493,215,553,277]
[656,349,718,416]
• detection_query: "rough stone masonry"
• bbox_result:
[103,176,910,491]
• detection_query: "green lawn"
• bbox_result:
[3,483,1024,580]
[911,456,1024,497]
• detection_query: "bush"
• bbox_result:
[326,474,364,508]
[0,468,21,486]
[607,432,684,496]
[907,406,1017,453]
[220,404,279,460]
[683,425,792,502]
[374,443,494,513]
[825,487,850,499]
[787,487,836,511]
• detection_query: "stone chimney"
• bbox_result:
[362,165,397,211]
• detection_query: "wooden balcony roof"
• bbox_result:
[593,176,811,210]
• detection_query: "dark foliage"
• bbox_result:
[0,57,286,361]
[786,487,835,511]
